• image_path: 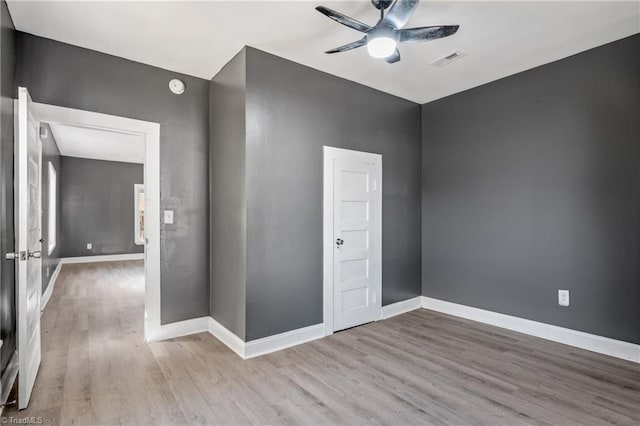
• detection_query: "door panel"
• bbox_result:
[15,87,42,410]
[333,159,380,331]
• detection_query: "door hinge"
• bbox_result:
[373,180,377,191]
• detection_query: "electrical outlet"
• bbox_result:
[87,243,93,250]
[164,210,174,225]
[558,289,570,307]
[46,267,50,277]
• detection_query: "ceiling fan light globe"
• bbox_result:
[367,37,397,58]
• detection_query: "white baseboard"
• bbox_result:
[207,317,246,358]
[144,295,639,364]
[421,297,640,363]
[146,316,210,343]
[244,323,325,359]
[382,296,422,319]
[41,261,62,311]
[60,253,144,264]
[203,295,422,360]
[206,318,324,360]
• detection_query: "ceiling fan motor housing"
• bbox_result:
[367,25,397,42]
[371,0,393,10]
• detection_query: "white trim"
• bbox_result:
[33,102,161,343]
[206,318,325,360]
[134,183,144,246]
[322,148,334,336]
[382,296,422,319]
[46,161,57,255]
[60,253,144,264]
[323,146,382,336]
[244,323,325,359]
[207,317,246,359]
[146,316,209,343]
[421,297,640,363]
[41,261,62,311]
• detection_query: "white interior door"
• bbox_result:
[14,87,42,409]
[326,148,382,332]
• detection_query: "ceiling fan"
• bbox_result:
[316,0,459,63]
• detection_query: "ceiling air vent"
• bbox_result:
[431,51,465,67]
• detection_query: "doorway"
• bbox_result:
[323,146,382,334]
[33,96,161,340]
[11,87,161,409]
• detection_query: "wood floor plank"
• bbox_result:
[5,260,639,425]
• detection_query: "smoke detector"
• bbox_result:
[431,51,465,67]
[169,79,186,95]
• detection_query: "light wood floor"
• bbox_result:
[5,261,639,425]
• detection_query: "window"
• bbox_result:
[47,162,57,255]
[134,184,145,245]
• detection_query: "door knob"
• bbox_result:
[28,251,41,259]
[5,251,26,261]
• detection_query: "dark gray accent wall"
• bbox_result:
[40,123,61,294]
[209,49,247,339]
[0,0,15,375]
[244,48,422,340]
[421,34,640,344]
[60,156,143,258]
[16,33,210,324]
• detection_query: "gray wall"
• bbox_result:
[421,34,640,344]
[16,33,210,324]
[60,156,144,258]
[209,49,247,339]
[244,48,422,340]
[40,123,61,294]
[0,0,15,375]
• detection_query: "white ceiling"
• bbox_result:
[8,1,640,103]
[48,123,145,164]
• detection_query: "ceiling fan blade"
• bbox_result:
[325,37,367,54]
[315,6,372,33]
[382,0,420,29]
[397,25,459,43]
[385,49,401,64]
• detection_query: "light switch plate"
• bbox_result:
[164,210,174,225]
[87,243,92,250]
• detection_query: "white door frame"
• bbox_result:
[323,146,382,336]
[32,102,162,342]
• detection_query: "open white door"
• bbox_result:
[324,147,382,333]
[13,87,42,409]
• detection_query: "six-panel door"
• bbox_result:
[333,158,380,331]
